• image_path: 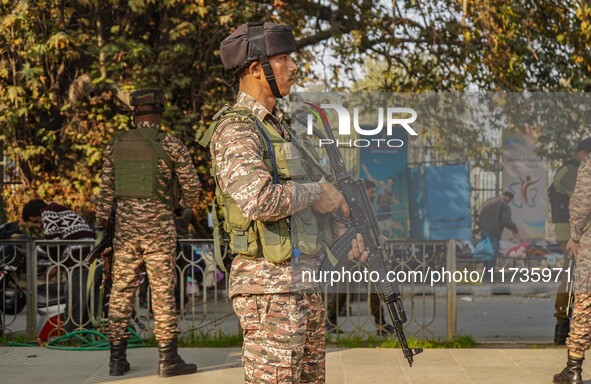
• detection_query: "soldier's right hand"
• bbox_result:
[567,238,580,263]
[311,183,350,218]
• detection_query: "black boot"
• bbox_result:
[157,337,197,377]
[555,318,570,345]
[553,354,584,384]
[109,340,131,376]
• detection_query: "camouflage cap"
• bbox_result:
[220,22,296,74]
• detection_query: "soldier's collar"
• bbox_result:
[135,121,160,129]
[236,91,284,124]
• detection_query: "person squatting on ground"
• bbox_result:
[550,138,591,345]
[95,88,201,377]
[200,22,368,383]
[478,191,523,270]
[22,199,96,332]
[554,148,591,384]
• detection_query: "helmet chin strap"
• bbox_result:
[247,22,283,99]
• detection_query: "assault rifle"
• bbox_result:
[566,250,575,318]
[299,102,423,367]
[87,201,117,320]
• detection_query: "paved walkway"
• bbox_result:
[0,346,588,384]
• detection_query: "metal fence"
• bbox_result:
[0,238,458,342]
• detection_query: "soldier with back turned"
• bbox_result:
[96,88,201,378]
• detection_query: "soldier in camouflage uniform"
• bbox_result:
[201,22,367,384]
[550,138,591,345]
[554,151,591,384]
[96,89,201,378]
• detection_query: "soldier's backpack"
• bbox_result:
[112,127,181,211]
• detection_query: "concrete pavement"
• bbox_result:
[0,345,587,384]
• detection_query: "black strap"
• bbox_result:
[251,117,280,185]
[247,22,266,64]
[251,117,293,248]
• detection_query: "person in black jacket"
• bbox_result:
[478,191,523,270]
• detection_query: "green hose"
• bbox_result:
[45,328,144,351]
[8,328,145,351]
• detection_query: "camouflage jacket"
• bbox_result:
[569,154,591,243]
[210,91,322,297]
[96,121,201,226]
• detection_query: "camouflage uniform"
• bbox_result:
[210,91,325,383]
[566,154,591,355]
[96,121,201,343]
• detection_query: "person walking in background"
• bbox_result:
[549,138,591,345]
[96,88,201,377]
[478,191,523,271]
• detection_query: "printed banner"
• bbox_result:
[359,127,409,239]
[408,164,472,241]
[502,130,547,239]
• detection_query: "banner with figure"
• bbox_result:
[502,130,547,239]
[359,127,409,239]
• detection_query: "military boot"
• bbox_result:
[109,340,131,376]
[554,318,570,345]
[553,354,584,384]
[157,337,197,377]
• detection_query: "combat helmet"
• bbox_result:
[219,21,296,98]
[129,88,166,116]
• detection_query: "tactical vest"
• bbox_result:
[112,127,181,211]
[200,106,332,270]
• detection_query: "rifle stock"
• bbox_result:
[303,102,423,366]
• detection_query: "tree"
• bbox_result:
[1,0,590,223]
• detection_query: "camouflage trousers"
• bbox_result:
[233,292,325,384]
[566,293,591,355]
[566,238,591,355]
[106,223,179,343]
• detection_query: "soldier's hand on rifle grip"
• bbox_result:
[312,182,350,218]
[567,238,580,263]
[348,233,369,263]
